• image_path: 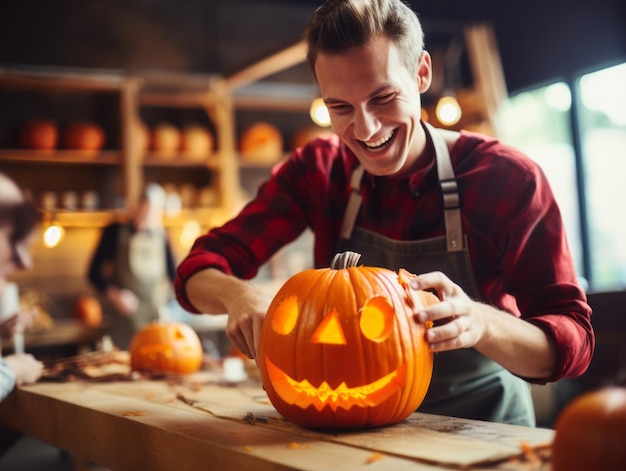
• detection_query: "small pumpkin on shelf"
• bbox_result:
[150,122,181,158]
[18,119,59,150]
[62,121,106,152]
[129,321,203,375]
[181,124,214,160]
[239,121,283,164]
[257,251,437,430]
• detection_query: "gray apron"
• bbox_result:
[336,122,535,425]
[107,226,171,349]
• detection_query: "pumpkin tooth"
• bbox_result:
[264,355,406,412]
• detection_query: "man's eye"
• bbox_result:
[374,93,395,104]
[329,104,350,114]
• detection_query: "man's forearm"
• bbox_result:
[474,303,557,380]
[185,268,253,315]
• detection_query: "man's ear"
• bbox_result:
[416,51,432,93]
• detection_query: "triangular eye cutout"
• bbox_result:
[311,308,346,345]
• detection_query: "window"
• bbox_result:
[577,63,626,291]
[500,62,626,292]
[500,83,583,281]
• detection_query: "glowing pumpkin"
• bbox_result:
[129,322,203,375]
[552,387,626,471]
[258,251,437,430]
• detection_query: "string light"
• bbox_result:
[43,223,65,248]
[435,94,462,126]
[180,219,201,249]
[309,97,331,127]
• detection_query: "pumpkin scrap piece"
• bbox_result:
[365,452,385,464]
[121,411,146,417]
[288,442,300,449]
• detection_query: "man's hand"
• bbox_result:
[186,268,273,361]
[410,271,484,352]
[223,288,272,360]
[410,271,556,379]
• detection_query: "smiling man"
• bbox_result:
[175,0,593,426]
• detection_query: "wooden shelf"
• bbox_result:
[142,153,219,169]
[162,207,229,228]
[0,67,241,228]
[53,210,122,228]
[0,149,121,165]
[0,67,141,93]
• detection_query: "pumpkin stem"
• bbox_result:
[330,251,362,269]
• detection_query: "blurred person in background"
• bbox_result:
[0,172,44,402]
[88,183,176,349]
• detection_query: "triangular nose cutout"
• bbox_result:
[311,308,346,345]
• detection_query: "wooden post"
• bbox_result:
[464,24,508,138]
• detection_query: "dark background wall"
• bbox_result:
[0,0,623,94]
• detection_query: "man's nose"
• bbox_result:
[353,107,380,141]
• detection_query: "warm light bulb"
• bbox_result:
[180,219,201,249]
[43,224,65,248]
[436,95,462,126]
[309,97,331,127]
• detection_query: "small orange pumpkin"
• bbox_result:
[552,387,626,471]
[73,295,103,328]
[150,122,181,157]
[258,251,436,430]
[239,122,283,164]
[62,122,106,151]
[129,321,203,375]
[19,119,59,150]
[181,124,213,159]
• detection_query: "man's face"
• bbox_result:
[315,36,432,177]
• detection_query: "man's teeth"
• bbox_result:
[363,131,394,148]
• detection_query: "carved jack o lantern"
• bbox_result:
[129,321,203,375]
[258,251,437,430]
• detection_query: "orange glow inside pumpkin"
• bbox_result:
[311,309,345,345]
[266,294,405,411]
[264,355,406,412]
[129,322,203,374]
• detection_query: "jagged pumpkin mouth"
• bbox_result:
[264,355,406,412]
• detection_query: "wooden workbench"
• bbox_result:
[0,367,554,470]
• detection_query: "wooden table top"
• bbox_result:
[0,364,554,471]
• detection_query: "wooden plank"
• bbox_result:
[463,23,508,137]
[0,383,443,471]
[91,379,554,468]
[226,41,307,92]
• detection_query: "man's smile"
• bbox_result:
[361,129,396,151]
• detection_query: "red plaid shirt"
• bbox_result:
[176,130,594,383]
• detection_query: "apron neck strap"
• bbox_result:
[423,122,463,252]
[339,122,463,252]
